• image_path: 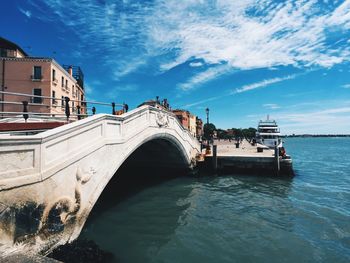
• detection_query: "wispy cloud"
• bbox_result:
[177,65,231,91]
[183,73,298,108]
[263,103,281,110]
[342,84,350,89]
[278,106,350,134]
[250,100,350,134]
[181,95,225,108]
[25,0,350,86]
[234,75,296,93]
[19,8,31,18]
[189,61,204,67]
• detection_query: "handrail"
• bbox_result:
[0,91,124,106]
[0,90,127,123]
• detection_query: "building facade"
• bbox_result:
[0,37,85,118]
[188,114,196,137]
[196,117,203,139]
[172,109,189,130]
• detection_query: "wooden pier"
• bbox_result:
[199,140,293,176]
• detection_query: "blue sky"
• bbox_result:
[2,0,350,134]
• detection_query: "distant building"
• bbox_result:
[0,37,85,118]
[172,109,189,130]
[196,117,203,139]
[188,113,196,137]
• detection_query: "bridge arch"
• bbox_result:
[70,130,195,241]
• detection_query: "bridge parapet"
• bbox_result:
[0,105,200,255]
[0,105,199,190]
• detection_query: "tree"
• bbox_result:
[203,123,216,140]
[241,127,257,139]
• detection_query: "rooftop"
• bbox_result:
[0,36,28,56]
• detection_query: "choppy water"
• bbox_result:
[80,138,350,262]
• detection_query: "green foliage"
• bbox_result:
[215,127,257,140]
[203,123,216,140]
[241,127,257,139]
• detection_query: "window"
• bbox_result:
[52,69,56,81]
[72,101,75,112]
[65,79,68,88]
[33,89,42,103]
[33,66,42,80]
[0,48,7,57]
[52,90,56,104]
[61,77,64,87]
[61,96,65,108]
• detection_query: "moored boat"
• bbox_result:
[256,115,293,174]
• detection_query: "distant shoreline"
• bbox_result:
[282,135,350,138]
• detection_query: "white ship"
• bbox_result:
[256,115,282,148]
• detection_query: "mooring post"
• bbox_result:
[274,145,280,175]
[213,144,218,172]
[22,101,28,122]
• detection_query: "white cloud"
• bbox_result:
[263,103,281,109]
[189,61,204,67]
[181,95,224,108]
[19,8,31,18]
[84,85,93,95]
[115,84,139,92]
[177,65,231,91]
[342,84,350,89]
[26,0,350,85]
[182,73,299,108]
[234,75,296,93]
[257,100,350,134]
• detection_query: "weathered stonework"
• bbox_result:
[0,106,200,256]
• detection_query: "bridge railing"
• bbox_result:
[0,90,126,123]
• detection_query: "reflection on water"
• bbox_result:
[80,138,350,263]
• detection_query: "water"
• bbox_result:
[79,138,350,262]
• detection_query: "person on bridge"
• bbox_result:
[123,103,129,113]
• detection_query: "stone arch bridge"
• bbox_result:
[0,105,200,255]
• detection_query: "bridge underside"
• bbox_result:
[86,138,191,223]
[124,138,190,170]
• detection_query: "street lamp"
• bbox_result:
[206,107,209,125]
[205,107,211,154]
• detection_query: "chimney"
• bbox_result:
[68,66,73,76]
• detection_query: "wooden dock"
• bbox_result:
[199,139,293,176]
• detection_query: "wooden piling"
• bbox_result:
[213,144,218,171]
[274,146,280,175]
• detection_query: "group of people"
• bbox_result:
[113,103,129,115]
